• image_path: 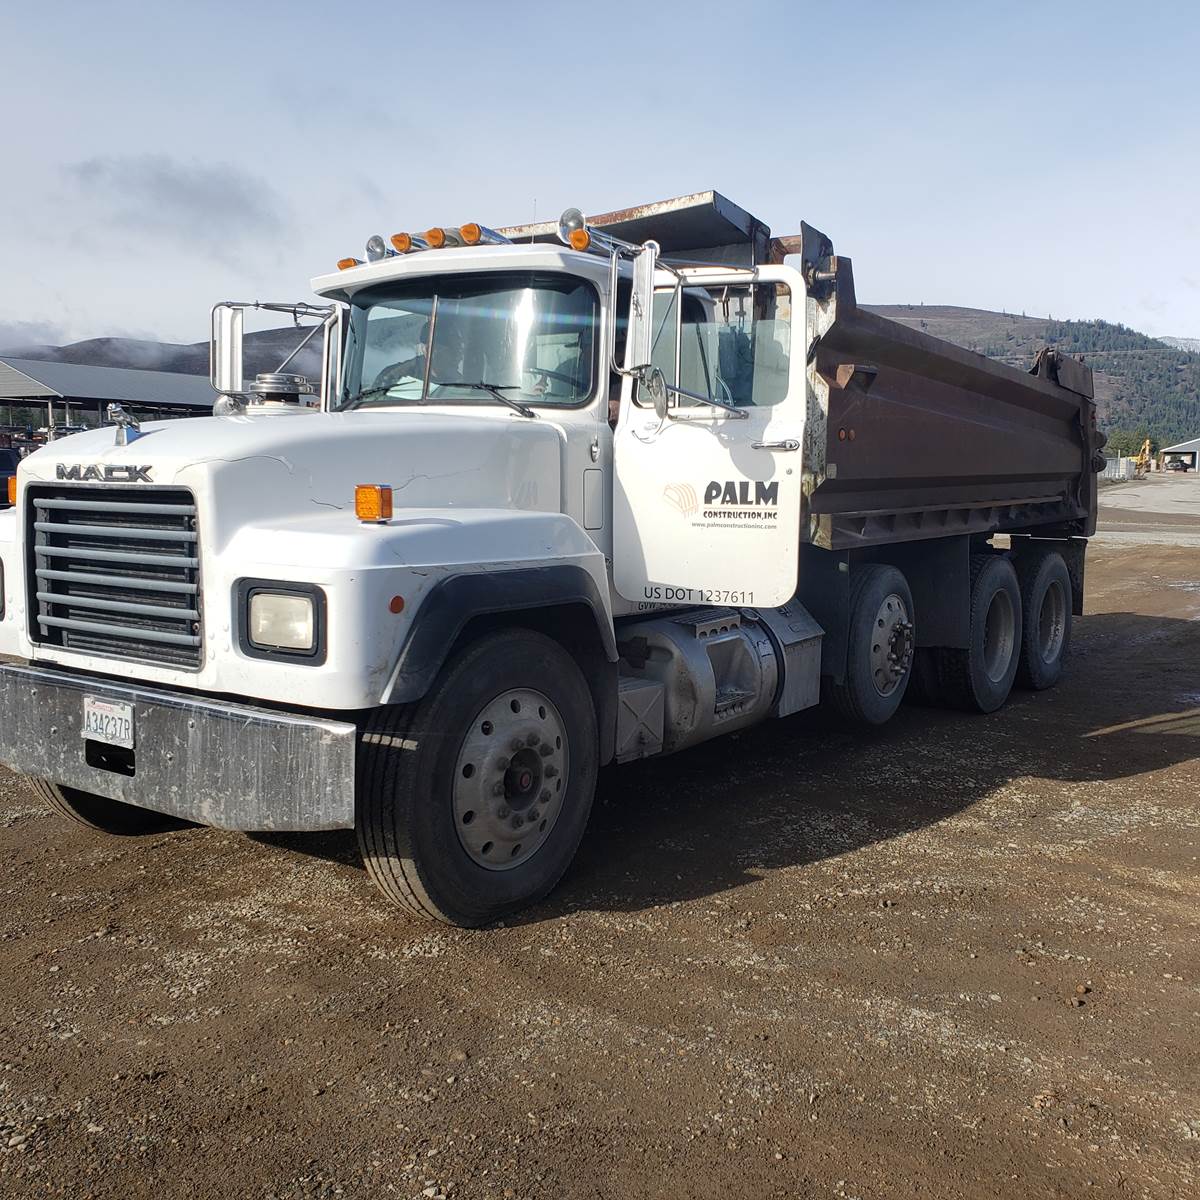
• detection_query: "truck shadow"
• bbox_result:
[533,608,1200,922]
[255,611,1200,923]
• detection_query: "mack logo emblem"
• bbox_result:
[56,464,153,483]
[704,480,778,506]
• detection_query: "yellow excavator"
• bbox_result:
[1134,437,1153,477]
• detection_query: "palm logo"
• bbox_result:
[663,482,698,516]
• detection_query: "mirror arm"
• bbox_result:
[273,320,325,374]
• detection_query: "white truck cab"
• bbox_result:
[0,192,1101,925]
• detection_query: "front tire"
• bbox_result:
[824,564,915,726]
[27,778,186,835]
[357,629,598,927]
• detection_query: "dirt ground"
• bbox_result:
[1,484,1198,1200]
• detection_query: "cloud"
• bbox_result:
[0,317,69,353]
[67,154,287,249]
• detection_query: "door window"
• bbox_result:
[639,282,791,409]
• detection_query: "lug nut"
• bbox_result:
[539,744,553,758]
[526,732,540,747]
[496,757,509,771]
[540,789,551,803]
[511,738,524,752]
[492,782,505,797]
[497,806,510,819]
[544,765,559,779]
[528,808,540,822]
[512,815,524,829]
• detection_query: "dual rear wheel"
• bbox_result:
[933,550,1072,711]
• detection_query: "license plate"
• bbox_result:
[81,696,135,750]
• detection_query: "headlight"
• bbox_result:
[237,581,326,662]
[251,592,313,650]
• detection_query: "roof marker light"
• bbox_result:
[337,257,363,270]
[365,234,389,262]
[390,232,429,254]
[458,223,513,246]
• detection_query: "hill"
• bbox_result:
[0,328,323,383]
[865,305,1200,446]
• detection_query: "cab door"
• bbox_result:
[612,264,807,609]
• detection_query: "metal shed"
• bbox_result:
[0,357,215,435]
[1160,436,1200,470]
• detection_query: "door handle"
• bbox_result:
[751,438,800,452]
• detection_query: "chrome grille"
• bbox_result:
[27,487,202,669]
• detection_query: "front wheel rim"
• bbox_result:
[869,592,913,697]
[452,688,568,871]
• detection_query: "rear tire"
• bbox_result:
[936,554,1022,713]
[824,564,915,726]
[27,777,186,835]
[357,629,598,927]
[1015,550,1072,690]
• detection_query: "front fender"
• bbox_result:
[383,562,617,705]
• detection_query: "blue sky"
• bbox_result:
[1,0,1197,347]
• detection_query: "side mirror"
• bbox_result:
[211,304,245,396]
[627,241,658,371]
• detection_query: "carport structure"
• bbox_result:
[0,357,215,434]
[1160,436,1200,470]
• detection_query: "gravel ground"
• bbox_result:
[0,498,1197,1199]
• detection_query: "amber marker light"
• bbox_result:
[568,228,591,252]
[457,223,512,247]
[337,257,362,270]
[391,232,414,253]
[423,227,447,249]
[388,595,406,615]
[6,476,15,506]
[355,484,393,524]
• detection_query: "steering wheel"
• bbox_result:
[527,366,580,387]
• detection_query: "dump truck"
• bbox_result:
[0,192,1104,926]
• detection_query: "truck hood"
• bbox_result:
[21,410,566,547]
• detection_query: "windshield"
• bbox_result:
[338,272,598,410]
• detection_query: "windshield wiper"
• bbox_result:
[341,382,402,410]
[436,381,537,419]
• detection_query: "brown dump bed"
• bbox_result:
[798,224,1102,551]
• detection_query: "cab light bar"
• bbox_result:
[350,220,514,266]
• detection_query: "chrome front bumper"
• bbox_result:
[0,664,357,830]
